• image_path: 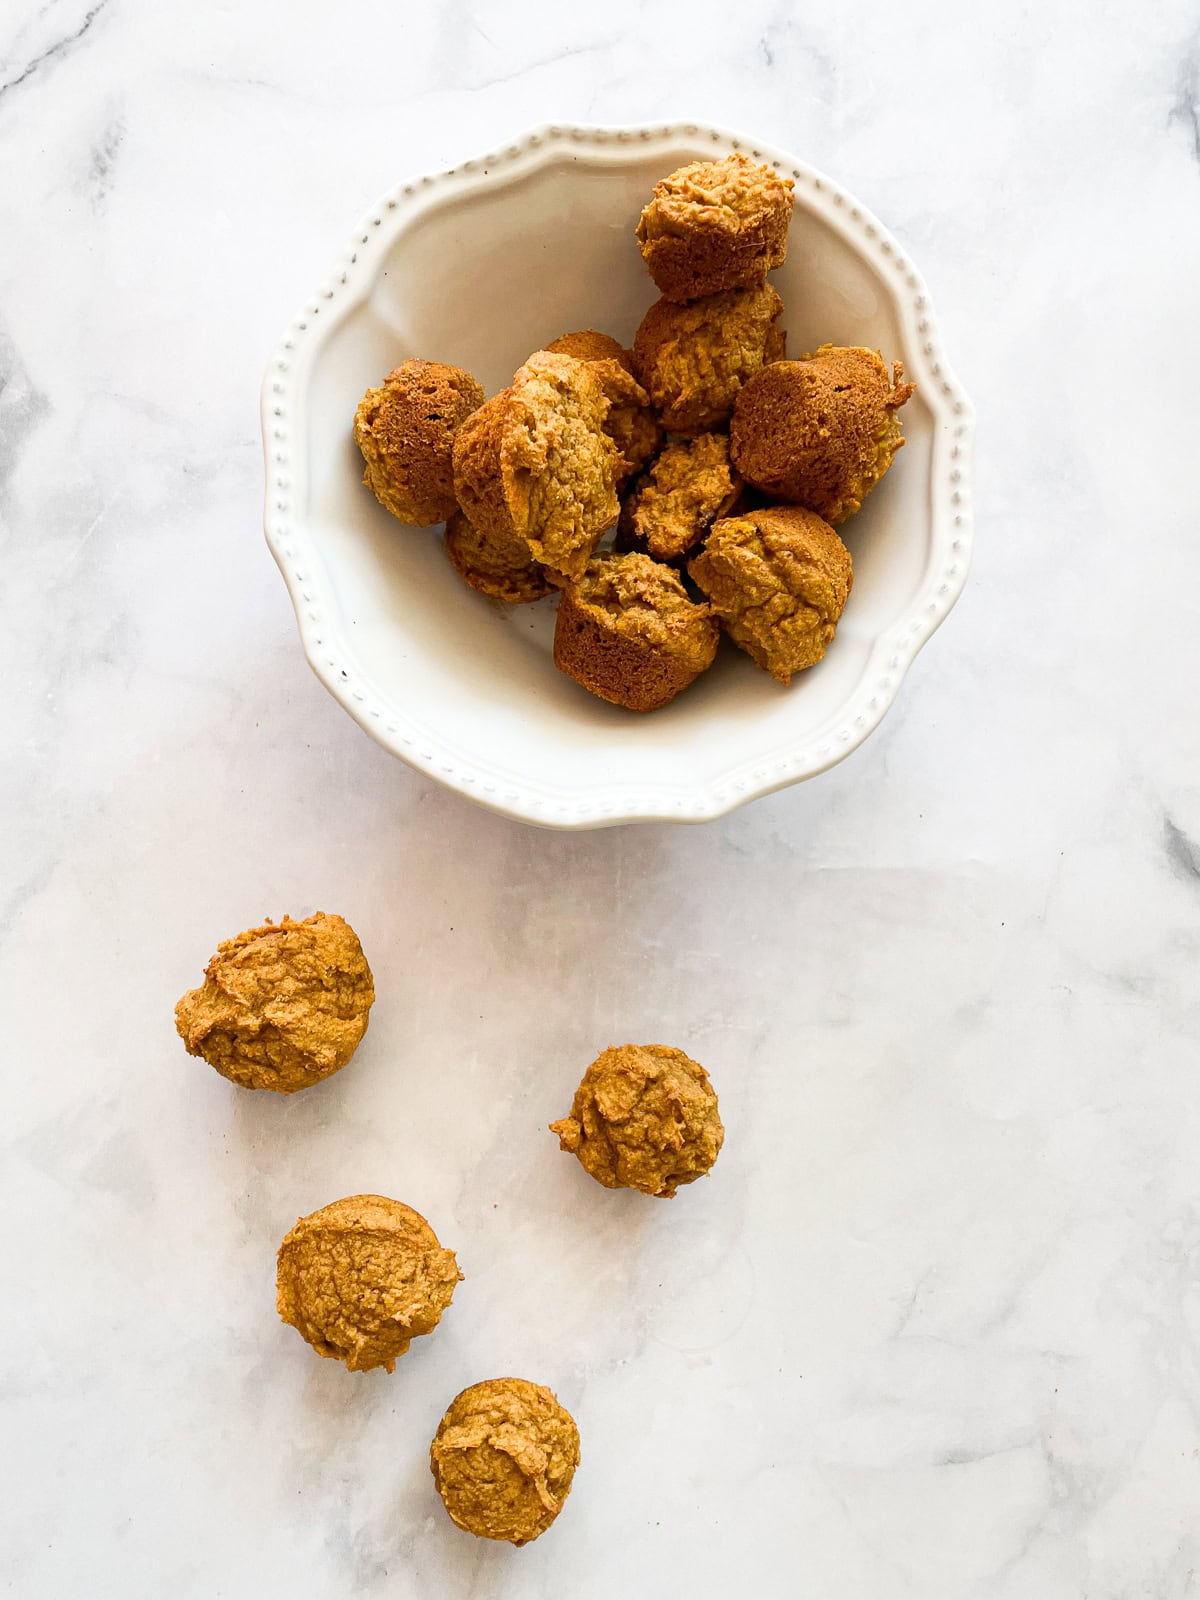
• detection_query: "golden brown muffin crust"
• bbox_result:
[635,153,794,301]
[731,345,915,523]
[553,552,719,713]
[617,433,740,561]
[276,1195,461,1374]
[451,351,620,584]
[174,913,375,1094]
[632,283,784,435]
[444,510,552,604]
[544,329,633,373]
[551,1043,724,1197]
[430,1378,580,1545]
[353,360,485,526]
[688,507,853,684]
[450,386,522,544]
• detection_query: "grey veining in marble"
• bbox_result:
[3,2,1200,1596]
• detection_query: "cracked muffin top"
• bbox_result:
[636,152,794,301]
[553,552,719,712]
[550,1043,724,1198]
[452,349,621,583]
[567,552,718,669]
[632,282,784,434]
[617,433,740,561]
[731,345,915,523]
[430,1378,580,1546]
[174,912,374,1094]
[688,506,853,684]
[353,359,484,526]
[276,1194,461,1374]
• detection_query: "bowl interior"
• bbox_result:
[295,139,940,809]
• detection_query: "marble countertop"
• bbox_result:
[5,2,1200,1596]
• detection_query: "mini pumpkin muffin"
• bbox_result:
[635,152,794,302]
[632,283,784,435]
[731,345,916,523]
[553,551,719,712]
[689,506,853,684]
[616,433,740,561]
[430,1378,580,1545]
[353,359,485,526]
[544,328,633,372]
[277,1195,461,1373]
[174,912,374,1093]
[452,350,621,583]
[550,1044,724,1198]
[444,509,552,604]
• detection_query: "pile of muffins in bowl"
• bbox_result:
[352,151,914,713]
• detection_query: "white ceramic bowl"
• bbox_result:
[262,123,973,829]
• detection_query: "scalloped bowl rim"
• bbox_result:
[262,121,974,829]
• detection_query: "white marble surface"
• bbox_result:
[4,2,1200,1595]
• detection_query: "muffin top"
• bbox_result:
[453,350,621,582]
[550,1043,724,1198]
[276,1195,461,1373]
[636,153,794,300]
[618,433,740,561]
[174,912,374,1094]
[689,506,853,683]
[632,282,784,434]
[567,551,719,671]
[430,1378,580,1545]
